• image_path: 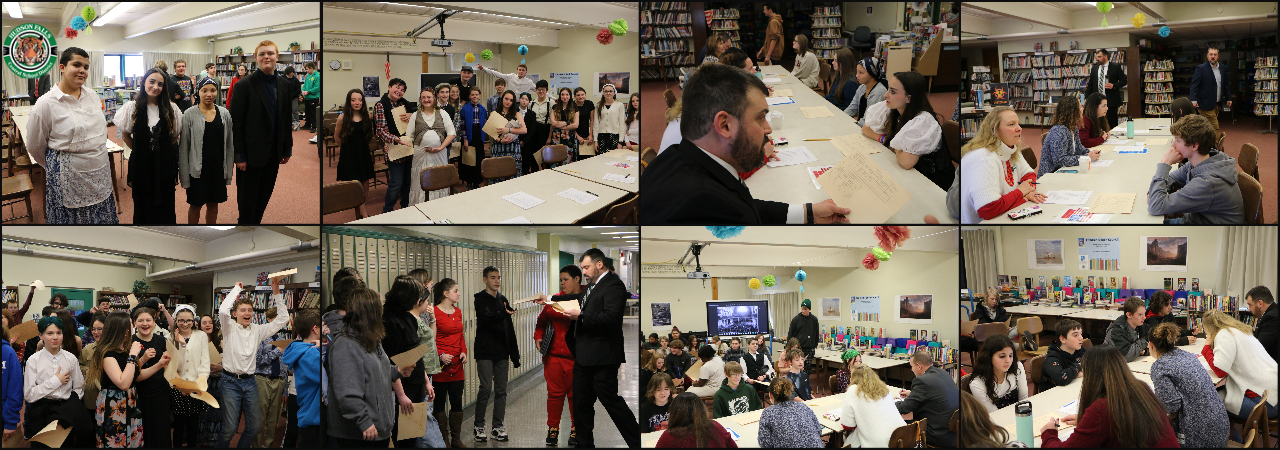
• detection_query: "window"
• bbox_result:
[103,54,144,87]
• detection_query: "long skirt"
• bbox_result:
[97,387,144,448]
[45,147,119,224]
[489,140,523,183]
[596,133,621,154]
[196,374,223,446]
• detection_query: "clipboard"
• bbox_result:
[482,111,509,141]
[397,402,430,440]
[391,343,431,368]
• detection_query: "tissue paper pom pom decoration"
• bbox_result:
[609,18,629,36]
[518,45,528,55]
[65,28,77,39]
[872,247,892,261]
[862,253,880,270]
[597,29,614,45]
[1158,26,1171,37]
[749,278,761,290]
[762,275,776,287]
[1131,12,1145,28]
[794,269,806,282]
[873,226,912,252]
[1095,2,1113,13]
[705,226,746,239]
[464,53,475,63]
[81,5,97,22]
[71,16,88,31]
[521,58,525,65]
[480,49,494,60]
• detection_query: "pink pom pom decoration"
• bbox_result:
[596,28,614,45]
[862,253,881,271]
[65,28,78,39]
[873,226,912,252]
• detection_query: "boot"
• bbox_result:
[435,411,451,448]
[449,411,469,448]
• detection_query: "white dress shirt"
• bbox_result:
[24,347,85,402]
[25,84,111,208]
[480,66,536,98]
[695,143,806,223]
[217,285,290,376]
[1210,61,1222,103]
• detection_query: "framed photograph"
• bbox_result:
[594,71,631,96]
[650,302,671,327]
[1191,278,1200,292]
[894,295,933,324]
[1029,239,1066,270]
[1141,236,1189,272]
[362,76,380,98]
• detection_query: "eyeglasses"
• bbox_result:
[177,319,194,323]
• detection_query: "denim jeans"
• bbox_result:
[382,159,412,213]
[417,393,447,448]
[218,375,261,448]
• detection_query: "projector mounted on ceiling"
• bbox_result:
[409,9,459,48]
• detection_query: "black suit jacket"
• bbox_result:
[1256,302,1278,364]
[566,271,627,367]
[1085,61,1127,105]
[897,366,959,447]
[231,69,294,168]
[640,139,788,224]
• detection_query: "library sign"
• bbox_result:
[4,23,58,79]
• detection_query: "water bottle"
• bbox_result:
[1015,400,1034,447]
[1126,119,1134,139]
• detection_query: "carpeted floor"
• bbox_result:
[3,125,321,224]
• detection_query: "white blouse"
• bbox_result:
[24,347,85,402]
[25,85,111,208]
[171,329,212,383]
[865,101,943,156]
[114,100,184,135]
[626,118,640,144]
[960,142,1034,223]
[405,108,458,150]
[596,101,628,135]
[967,361,1029,412]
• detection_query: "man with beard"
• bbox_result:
[640,63,850,223]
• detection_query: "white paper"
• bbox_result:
[557,188,599,205]
[1042,190,1093,205]
[602,173,636,184]
[1102,138,1130,145]
[762,77,782,82]
[1134,130,1150,134]
[501,191,547,210]
[626,156,639,162]
[765,146,817,168]
[496,216,533,224]
[765,96,795,105]
[808,165,834,189]
[603,161,634,169]
[1113,146,1146,154]
[32,280,45,291]
[1090,160,1114,167]
[1058,400,1079,415]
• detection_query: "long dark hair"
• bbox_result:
[340,88,370,141]
[625,92,640,129]
[497,90,519,121]
[1078,345,1169,447]
[432,278,459,306]
[1083,93,1108,139]
[959,390,1011,447]
[554,87,577,122]
[54,309,81,358]
[199,314,222,352]
[961,334,1019,406]
[88,312,134,384]
[885,72,938,143]
[832,48,857,104]
[134,68,176,143]
[666,392,716,446]
[384,275,425,313]
[342,288,385,353]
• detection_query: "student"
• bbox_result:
[682,342,723,397]
[787,299,819,369]
[624,93,642,152]
[643,333,661,351]
[839,364,907,447]
[195,313,224,447]
[436,83,460,147]
[79,315,105,378]
[897,351,960,447]
[723,337,746,364]
[668,326,686,349]
[641,354,669,401]
[656,392,737,448]
[790,34,820,90]
[381,276,430,448]
[1038,95,1099,176]
[595,84,627,153]
[7,286,34,326]
[1104,297,1150,361]
[1170,97,1196,122]
[301,61,321,133]
[654,336,671,358]
[406,87,459,203]
[1189,46,1231,132]
[1147,322,1229,447]
[282,309,325,448]
[217,279,289,448]
[431,278,469,448]
[489,90,528,183]
[832,348,861,394]
[374,78,416,213]
[782,348,813,401]
[448,65,477,103]
[170,59,195,111]
[960,106,1044,222]
[641,372,674,433]
[327,287,406,447]
[1079,93,1111,148]
[862,71,951,189]
[168,305,211,448]
[1040,319,1086,391]
[87,312,145,447]
[959,390,1029,447]
[487,78,507,113]
[23,316,94,447]
[472,267,520,442]
[179,77,234,224]
[23,306,57,365]
[536,265,580,445]
[757,377,822,448]
[756,3,784,66]
[824,48,859,110]
[1147,114,1244,224]
[252,308,288,448]
[281,66,301,132]
[52,309,83,359]
[713,361,762,418]
[125,306,174,447]
[200,63,222,104]
[225,64,248,108]
[524,80,553,173]
[741,338,774,396]
[963,335,1028,412]
[974,286,1011,324]
[1,310,19,442]
[325,274,366,338]
[517,92,532,122]
[231,40,294,225]
[1245,286,1278,362]
[1199,310,1279,421]
[700,33,731,64]
[334,88,376,216]
[457,86,489,189]
[403,269,446,448]
[843,57,888,126]
[1040,345,1178,447]
[547,87,581,161]
[709,336,726,356]
[1142,291,1196,346]
[477,63,535,98]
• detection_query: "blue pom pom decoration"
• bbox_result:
[71,16,88,31]
[1158,26,1171,37]
[521,58,526,65]
[705,226,746,239]
[795,269,806,282]
[518,45,529,55]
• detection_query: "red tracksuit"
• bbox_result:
[534,290,579,427]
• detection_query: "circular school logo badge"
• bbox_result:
[4,23,59,79]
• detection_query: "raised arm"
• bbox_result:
[219,283,244,330]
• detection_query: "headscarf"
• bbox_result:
[196,76,219,91]
[859,57,887,87]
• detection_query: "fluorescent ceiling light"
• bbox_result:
[4,3,21,19]
[625,240,638,243]
[581,226,621,228]
[94,2,138,26]
[206,226,236,230]
[599,231,635,235]
[164,2,265,29]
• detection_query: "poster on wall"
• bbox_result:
[362,76,380,98]
[820,297,840,318]
[594,71,631,95]
[1028,239,1065,270]
[1140,236,1188,272]
[850,295,880,322]
[894,294,933,324]
[549,72,579,92]
[1078,237,1121,270]
[650,302,671,327]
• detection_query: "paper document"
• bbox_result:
[391,106,410,136]
[1090,160,1114,167]
[822,408,842,422]
[765,96,795,105]
[398,402,431,440]
[1042,190,1093,205]
[808,165,835,189]
[32,280,45,291]
[1053,207,1113,224]
[386,143,414,162]
[1102,138,1130,145]
[602,173,635,184]
[1114,146,1147,154]
[626,156,639,161]
[603,161,633,169]
[267,268,297,279]
[766,146,817,168]
[29,420,71,448]
[271,339,293,352]
[770,89,795,97]
[502,191,546,210]
[818,150,913,223]
[800,106,834,118]
[557,188,600,205]
[1146,138,1169,145]
[8,320,38,344]
[762,77,782,82]
[127,294,138,308]
[732,409,765,425]
[209,346,222,365]
[551,299,580,313]
[832,133,882,156]
[1059,400,1079,415]
[496,216,533,224]
[391,343,432,367]
[1088,192,1136,214]
[482,111,509,140]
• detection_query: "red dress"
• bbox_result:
[434,304,468,383]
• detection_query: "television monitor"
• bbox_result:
[706,300,770,337]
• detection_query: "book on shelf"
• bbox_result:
[642,11,692,25]
[1004,55,1031,69]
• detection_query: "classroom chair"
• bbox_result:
[540,144,568,168]
[641,147,656,172]
[1226,428,1256,448]
[479,156,518,187]
[369,139,388,188]
[1238,143,1260,182]
[2,172,35,222]
[1238,171,1264,224]
[1026,354,1046,396]
[420,164,462,198]
[1015,316,1047,354]
[819,59,834,96]
[1217,131,1226,153]
[827,374,840,396]
[1228,389,1269,448]
[849,26,874,60]
[1021,147,1038,170]
[942,120,960,164]
[970,322,1010,362]
[664,89,677,110]
[321,181,366,219]
[602,194,638,224]
[888,418,927,448]
[322,116,338,167]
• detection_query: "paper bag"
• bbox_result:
[397,403,431,440]
[482,111,509,141]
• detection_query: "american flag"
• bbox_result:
[385,52,391,80]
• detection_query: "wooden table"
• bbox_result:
[9,105,124,214]
[407,169,628,223]
[553,149,639,193]
[744,66,953,223]
[1127,342,1223,384]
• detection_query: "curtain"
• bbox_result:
[1216,226,1278,297]
[753,290,798,354]
[962,229,998,300]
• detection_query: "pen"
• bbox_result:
[566,170,581,174]
[585,191,598,197]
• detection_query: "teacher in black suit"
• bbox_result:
[543,248,639,448]
[231,40,293,224]
[1084,48,1127,133]
[640,63,849,224]
[1189,46,1231,133]
[896,351,959,447]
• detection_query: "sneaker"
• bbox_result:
[308,136,318,143]
[567,427,577,446]
[491,426,508,442]
[474,425,487,442]
[1023,330,1038,352]
[292,121,300,131]
[545,427,559,446]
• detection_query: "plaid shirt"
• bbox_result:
[373,101,400,145]
[486,93,503,115]
[255,337,287,377]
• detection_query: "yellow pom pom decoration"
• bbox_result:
[464,53,476,64]
[748,278,762,290]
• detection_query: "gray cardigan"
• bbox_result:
[326,331,400,441]
[843,82,888,127]
[178,105,234,188]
